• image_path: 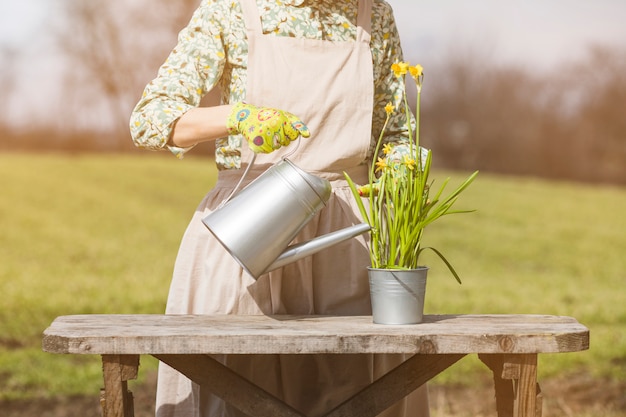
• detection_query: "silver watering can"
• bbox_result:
[202,158,371,279]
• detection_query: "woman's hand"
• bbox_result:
[227,102,310,153]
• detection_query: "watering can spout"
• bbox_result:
[264,223,371,274]
[201,158,371,279]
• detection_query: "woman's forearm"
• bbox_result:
[170,105,233,148]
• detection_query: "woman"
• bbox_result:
[130,0,429,416]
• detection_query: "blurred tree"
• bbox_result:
[570,47,626,183]
[421,44,626,185]
[422,48,548,176]
[54,0,201,149]
[0,46,19,129]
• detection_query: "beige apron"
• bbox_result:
[155,0,429,415]
[239,0,374,176]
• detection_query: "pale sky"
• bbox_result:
[2,0,626,125]
[3,0,626,67]
[388,0,626,71]
[0,0,48,45]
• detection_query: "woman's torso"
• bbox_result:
[211,0,399,169]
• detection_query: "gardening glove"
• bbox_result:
[358,143,430,197]
[227,102,310,154]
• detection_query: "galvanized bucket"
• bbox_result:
[368,267,428,325]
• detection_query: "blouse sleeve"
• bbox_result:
[129,1,228,158]
[371,2,416,157]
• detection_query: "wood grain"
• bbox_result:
[43,314,589,355]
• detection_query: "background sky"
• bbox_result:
[388,0,626,71]
[4,1,626,64]
[2,0,626,125]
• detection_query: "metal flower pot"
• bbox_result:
[368,267,428,325]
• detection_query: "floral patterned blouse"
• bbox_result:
[130,0,412,169]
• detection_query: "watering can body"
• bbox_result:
[202,158,370,279]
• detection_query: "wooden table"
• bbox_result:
[42,314,589,417]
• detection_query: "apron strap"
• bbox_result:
[356,0,372,44]
[240,0,262,34]
[240,0,372,42]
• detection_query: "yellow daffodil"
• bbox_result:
[391,62,409,78]
[382,143,394,155]
[375,157,388,173]
[409,64,423,80]
[403,155,416,171]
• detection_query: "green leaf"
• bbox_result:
[344,172,370,225]
[421,246,463,284]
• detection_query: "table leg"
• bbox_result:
[479,354,542,417]
[100,354,139,417]
[155,354,306,417]
[325,354,465,417]
[158,353,464,417]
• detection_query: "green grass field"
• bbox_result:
[1,152,624,402]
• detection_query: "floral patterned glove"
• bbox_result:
[358,143,430,197]
[226,102,310,153]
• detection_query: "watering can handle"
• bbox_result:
[217,139,302,209]
[217,152,256,209]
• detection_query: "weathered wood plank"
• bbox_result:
[513,354,538,417]
[479,354,515,417]
[101,355,139,417]
[479,354,542,417]
[42,314,590,356]
[478,354,515,417]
